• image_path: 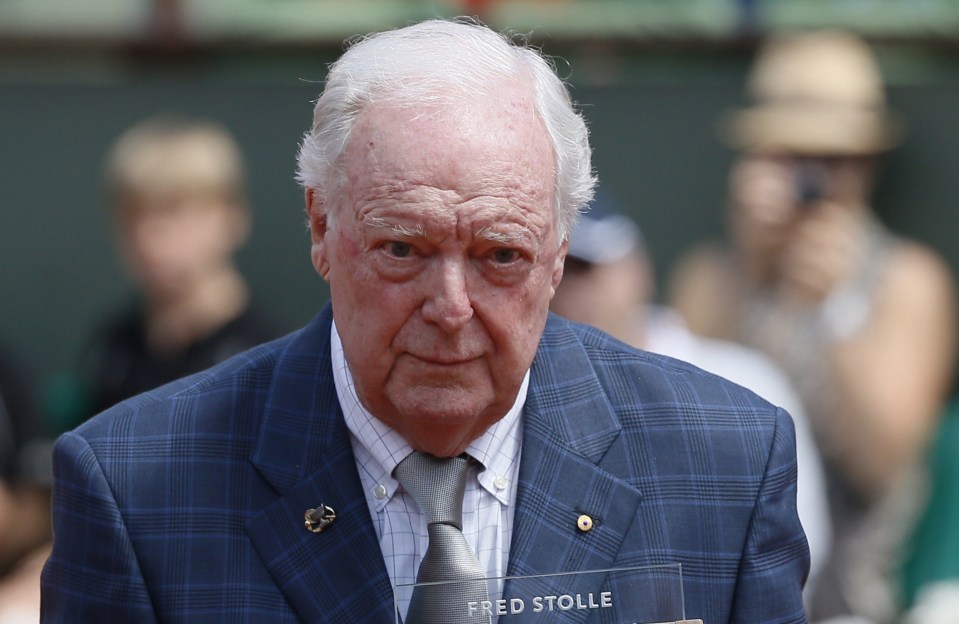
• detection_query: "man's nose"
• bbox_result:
[420,259,474,332]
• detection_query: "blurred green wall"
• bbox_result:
[1,44,957,428]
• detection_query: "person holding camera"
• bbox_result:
[667,31,958,622]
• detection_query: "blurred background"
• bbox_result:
[2,2,959,620]
[2,0,958,433]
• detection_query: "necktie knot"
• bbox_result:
[394,452,475,528]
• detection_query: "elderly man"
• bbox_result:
[41,18,808,623]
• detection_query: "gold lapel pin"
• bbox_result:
[304,504,336,533]
[576,514,594,532]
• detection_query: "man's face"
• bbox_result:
[308,87,564,457]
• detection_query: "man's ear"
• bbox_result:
[550,238,569,297]
[306,189,331,282]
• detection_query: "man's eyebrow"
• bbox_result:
[365,216,424,237]
[364,217,527,243]
[478,226,525,244]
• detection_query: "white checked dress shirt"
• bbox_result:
[331,322,525,621]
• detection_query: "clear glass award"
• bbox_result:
[394,563,701,623]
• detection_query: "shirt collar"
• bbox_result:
[331,320,526,509]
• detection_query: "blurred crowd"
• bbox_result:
[554,30,959,624]
[667,31,959,624]
[3,26,959,624]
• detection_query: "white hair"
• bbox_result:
[295,17,595,240]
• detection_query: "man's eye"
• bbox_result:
[386,242,413,258]
[492,248,519,264]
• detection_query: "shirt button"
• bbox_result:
[493,475,508,491]
[373,484,387,499]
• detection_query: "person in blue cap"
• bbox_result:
[552,193,831,604]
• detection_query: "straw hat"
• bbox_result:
[723,31,904,155]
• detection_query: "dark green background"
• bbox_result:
[2,44,958,424]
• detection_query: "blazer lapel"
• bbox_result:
[505,316,646,623]
[246,453,395,623]
[246,307,395,623]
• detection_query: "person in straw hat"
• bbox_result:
[667,30,957,623]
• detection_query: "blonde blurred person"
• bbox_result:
[667,32,958,622]
[79,115,279,419]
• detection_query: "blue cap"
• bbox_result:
[566,192,642,264]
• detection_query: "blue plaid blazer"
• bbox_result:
[41,305,808,623]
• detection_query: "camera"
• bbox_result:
[795,159,830,206]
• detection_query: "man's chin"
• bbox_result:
[396,388,490,425]
[386,387,503,455]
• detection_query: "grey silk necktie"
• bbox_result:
[394,452,491,624]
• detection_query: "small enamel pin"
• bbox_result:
[304,504,336,533]
[576,514,594,532]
